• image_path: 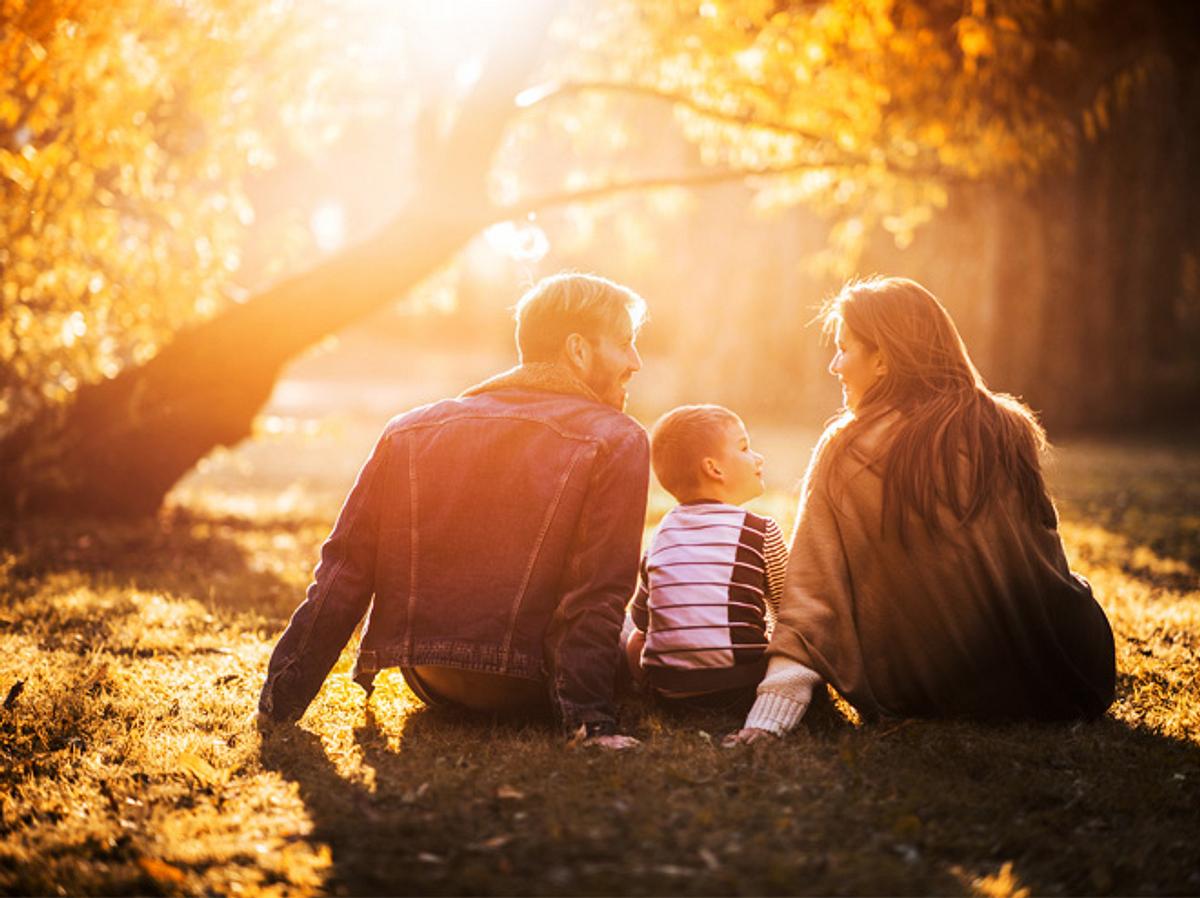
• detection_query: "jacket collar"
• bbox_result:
[460,362,603,405]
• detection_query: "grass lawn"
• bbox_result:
[2,367,1198,895]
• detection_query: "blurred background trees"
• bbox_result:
[1,0,1197,516]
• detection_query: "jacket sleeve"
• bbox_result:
[544,424,650,733]
[258,431,389,722]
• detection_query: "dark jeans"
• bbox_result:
[402,665,550,716]
[653,683,758,718]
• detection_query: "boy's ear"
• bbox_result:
[701,456,724,481]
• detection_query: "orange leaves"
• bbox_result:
[956,16,994,65]
[0,0,344,427]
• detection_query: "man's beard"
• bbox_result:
[585,369,627,411]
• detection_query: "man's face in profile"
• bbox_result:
[584,315,642,411]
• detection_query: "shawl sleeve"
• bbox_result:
[767,430,858,680]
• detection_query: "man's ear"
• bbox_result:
[701,456,724,482]
[562,333,591,373]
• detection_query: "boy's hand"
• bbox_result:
[721,727,779,747]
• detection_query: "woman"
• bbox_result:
[731,277,1115,742]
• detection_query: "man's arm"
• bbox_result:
[544,425,650,736]
[257,431,390,722]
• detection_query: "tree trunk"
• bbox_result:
[0,204,495,518]
[0,1,562,519]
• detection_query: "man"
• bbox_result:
[257,273,649,748]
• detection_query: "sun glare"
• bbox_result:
[310,201,346,253]
[333,0,538,84]
[484,219,550,263]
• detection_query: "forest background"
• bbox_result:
[1,1,1198,895]
[0,0,1197,517]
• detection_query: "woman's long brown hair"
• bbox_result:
[820,277,1055,539]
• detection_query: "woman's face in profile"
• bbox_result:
[828,321,886,411]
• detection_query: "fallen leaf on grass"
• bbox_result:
[138,856,186,884]
[566,724,588,748]
[177,751,223,788]
[401,782,429,803]
[698,848,720,871]
[496,785,525,800]
[973,861,1031,898]
[654,864,697,878]
[470,834,514,851]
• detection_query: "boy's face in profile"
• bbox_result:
[707,418,765,505]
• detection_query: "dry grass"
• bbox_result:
[2,424,1198,896]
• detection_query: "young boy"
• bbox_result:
[624,404,788,714]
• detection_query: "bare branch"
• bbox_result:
[519,79,949,180]
[503,162,835,216]
[521,79,834,145]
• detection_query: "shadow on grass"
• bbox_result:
[0,508,323,625]
[259,688,1200,896]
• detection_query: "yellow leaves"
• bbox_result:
[733,45,765,80]
[0,148,35,191]
[957,17,994,62]
[921,121,948,148]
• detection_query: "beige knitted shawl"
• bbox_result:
[769,412,1115,721]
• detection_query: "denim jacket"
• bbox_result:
[258,363,650,731]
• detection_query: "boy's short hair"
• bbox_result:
[514,273,647,363]
[650,404,742,500]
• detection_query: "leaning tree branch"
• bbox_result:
[503,162,842,215]
[522,78,835,145]
[520,79,951,180]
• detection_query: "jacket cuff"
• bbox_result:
[744,691,809,736]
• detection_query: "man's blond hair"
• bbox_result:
[514,273,647,363]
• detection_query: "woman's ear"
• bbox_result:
[873,351,888,378]
[562,333,591,373]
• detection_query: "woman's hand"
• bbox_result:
[722,727,779,747]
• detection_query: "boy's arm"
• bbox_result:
[763,517,789,622]
[629,553,651,633]
[257,432,389,723]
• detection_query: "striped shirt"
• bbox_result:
[631,501,789,695]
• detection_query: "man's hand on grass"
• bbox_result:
[568,723,640,750]
[585,733,641,750]
[722,727,779,747]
